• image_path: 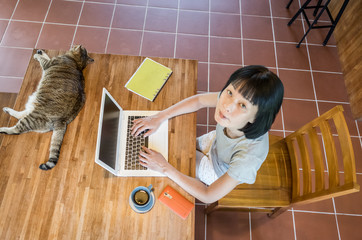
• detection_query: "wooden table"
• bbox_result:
[0,50,197,239]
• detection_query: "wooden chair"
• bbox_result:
[205,105,360,217]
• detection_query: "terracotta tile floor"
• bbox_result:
[0,0,361,239]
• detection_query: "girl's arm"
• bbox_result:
[139,147,239,204]
[159,92,218,120]
[132,92,218,136]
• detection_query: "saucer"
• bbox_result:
[129,191,155,214]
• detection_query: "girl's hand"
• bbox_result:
[131,114,164,137]
[139,146,169,174]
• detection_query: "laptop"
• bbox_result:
[95,88,168,177]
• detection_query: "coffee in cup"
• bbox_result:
[133,189,149,206]
[130,184,154,212]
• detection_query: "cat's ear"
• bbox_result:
[74,45,81,52]
[71,45,81,52]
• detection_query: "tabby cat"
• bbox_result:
[0,45,94,170]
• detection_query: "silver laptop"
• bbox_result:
[95,88,168,177]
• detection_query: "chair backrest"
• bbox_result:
[285,105,360,206]
[207,105,359,216]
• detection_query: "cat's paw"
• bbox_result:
[34,50,44,60]
[0,128,8,134]
[3,107,10,114]
[39,163,51,170]
[33,54,40,60]
[34,50,50,61]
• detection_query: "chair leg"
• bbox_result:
[205,202,219,215]
[286,0,293,9]
[267,207,289,218]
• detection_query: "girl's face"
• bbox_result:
[215,84,258,132]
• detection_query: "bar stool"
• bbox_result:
[286,0,323,16]
[287,0,350,48]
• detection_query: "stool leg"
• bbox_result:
[323,0,350,45]
[323,26,335,46]
[313,0,323,16]
[296,0,330,47]
[296,29,310,48]
[286,0,293,9]
[288,0,313,26]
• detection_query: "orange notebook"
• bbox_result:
[158,186,194,220]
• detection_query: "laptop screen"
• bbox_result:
[98,94,120,170]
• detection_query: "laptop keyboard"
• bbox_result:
[125,116,149,170]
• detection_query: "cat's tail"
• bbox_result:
[39,121,67,170]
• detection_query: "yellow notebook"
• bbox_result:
[125,58,173,101]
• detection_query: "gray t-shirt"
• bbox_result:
[210,124,269,184]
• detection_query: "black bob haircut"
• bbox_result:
[221,65,284,139]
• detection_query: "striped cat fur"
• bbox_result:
[0,45,94,170]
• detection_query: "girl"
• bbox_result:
[131,65,284,204]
